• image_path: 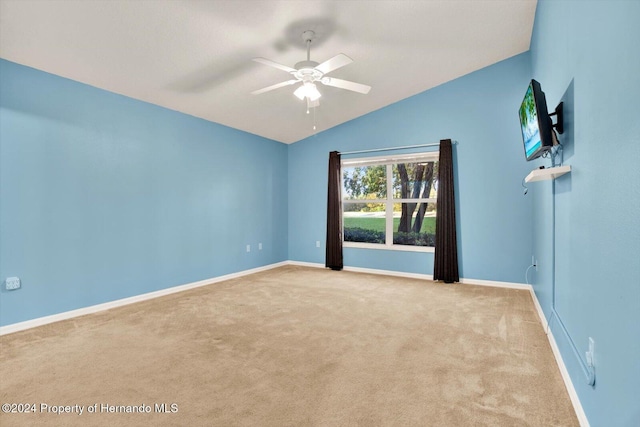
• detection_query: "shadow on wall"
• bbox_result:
[555,79,574,195]
[559,79,575,161]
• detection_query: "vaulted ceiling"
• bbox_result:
[0,0,537,143]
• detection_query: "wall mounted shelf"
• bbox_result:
[525,165,571,183]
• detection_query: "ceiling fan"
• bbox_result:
[251,30,371,109]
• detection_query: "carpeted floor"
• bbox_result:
[0,265,578,426]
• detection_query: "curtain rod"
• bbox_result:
[339,141,455,156]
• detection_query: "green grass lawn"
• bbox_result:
[344,216,436,233]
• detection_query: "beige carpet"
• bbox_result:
[0,265,578,426]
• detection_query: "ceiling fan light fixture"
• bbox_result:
[293,85,305,100]
[294,82,321,101]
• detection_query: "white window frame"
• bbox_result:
[341,151,438,253]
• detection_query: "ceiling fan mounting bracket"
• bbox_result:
[301,30,316,43]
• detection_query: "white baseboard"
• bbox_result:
[287,261,436,280]
[0,261,288,336]
[288,260,528,289]
[528,287,550,332]
[528,288,590,427]
[459,277,530,290]
[286,260,325,269]
[344,265,434,280]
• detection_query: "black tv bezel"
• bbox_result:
[519,79,554,162]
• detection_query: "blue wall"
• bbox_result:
[0,59,289,326]
[289,52,534,283]
[530,1,640,426]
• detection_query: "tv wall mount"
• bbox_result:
[550,102,564,135]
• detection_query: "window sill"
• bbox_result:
[344,242,435,253]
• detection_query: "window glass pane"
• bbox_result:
[342,165,387,200]
[393,202,436,247]
[341,153,439,250]
[392,162,437,200]
[343,205,386,244]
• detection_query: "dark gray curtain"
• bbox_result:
[434,139,459,283]
[325,151,343,270]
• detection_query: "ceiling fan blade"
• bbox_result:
[321,77,371,94]
[251,80,298,95]
[315,53,353,75]
[252,57,297,73]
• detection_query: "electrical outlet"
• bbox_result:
[246,245,251,253]
[316,241,320,248]
[6,277,21,291]
[258,243,262,250]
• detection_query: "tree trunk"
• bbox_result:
[412,163,434,233]
[397,164,411,232]
[398,163,425,232]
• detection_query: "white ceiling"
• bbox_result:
[0,0,537,144]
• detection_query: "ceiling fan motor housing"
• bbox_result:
[294,60,319,70]
[293,61,323,82]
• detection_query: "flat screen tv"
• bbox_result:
[519,79,554,161]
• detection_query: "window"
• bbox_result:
[342,152,438,252]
